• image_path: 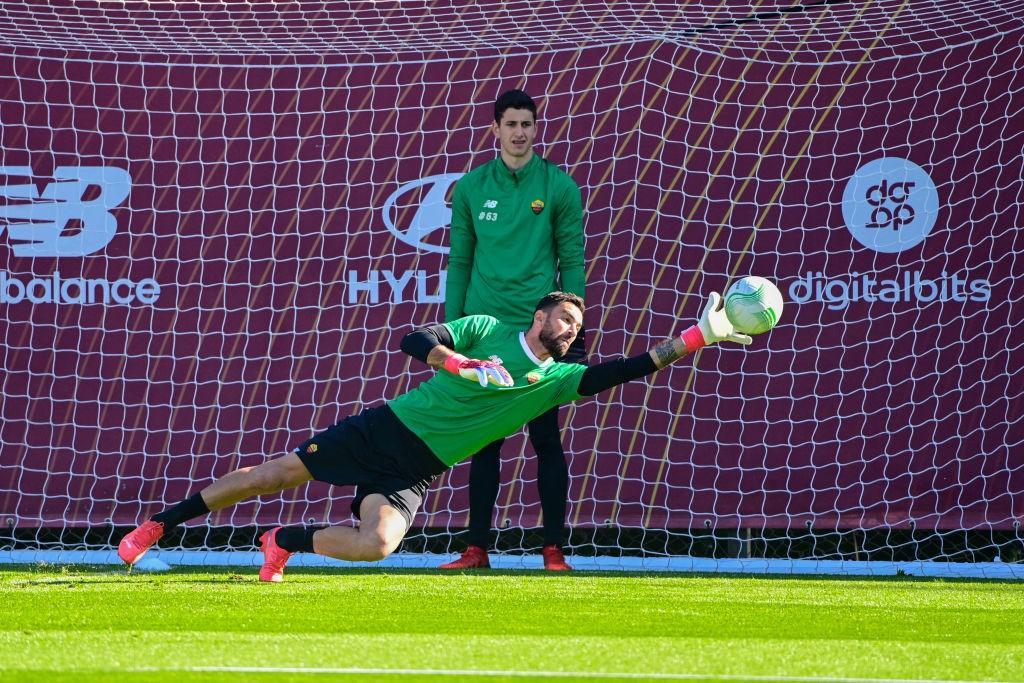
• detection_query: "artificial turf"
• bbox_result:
[0,565,1022,683]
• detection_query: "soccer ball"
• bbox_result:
[724,276,784,336]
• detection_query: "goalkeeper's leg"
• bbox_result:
[529,406,569,547]
[118,453,313,565]
[528,407,573,571]
[260,494,411,582]
[466,438,504,549]
[198,453,313,510]
[436,439,503,569]
[308,494,408,561]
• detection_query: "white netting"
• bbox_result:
[1,0,1022,569]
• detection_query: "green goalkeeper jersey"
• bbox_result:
[388,315,587,466]
[446,154,586,329]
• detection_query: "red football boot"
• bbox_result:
[259,527,295,583]
[117,520,165,566]
[542,544,572,571]
[438,545,491,569]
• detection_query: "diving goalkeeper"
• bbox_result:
[118,291,752,581]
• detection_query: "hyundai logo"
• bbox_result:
[382,173,464,254]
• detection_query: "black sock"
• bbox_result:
[151,493,210,530]
[275,526,322,554]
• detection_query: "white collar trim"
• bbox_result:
[519,332,553,367]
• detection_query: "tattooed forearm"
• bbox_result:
[426,345,456,370]
[651,337,685,369]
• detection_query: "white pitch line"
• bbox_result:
[181,666,1023,683]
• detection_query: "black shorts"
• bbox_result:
[294,405,447,529]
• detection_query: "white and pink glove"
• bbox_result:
[444,354,514,388]
[679,292,753,353]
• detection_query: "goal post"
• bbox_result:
[1,1,1022,576]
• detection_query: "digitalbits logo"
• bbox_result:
[789,157,990,310]
[841,157,939,253]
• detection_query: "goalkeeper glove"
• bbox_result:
[680,292,753,353]
[444,354,514,388]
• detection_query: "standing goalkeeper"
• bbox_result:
[441,89,586,571]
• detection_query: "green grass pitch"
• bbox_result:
[1,565,1022,683]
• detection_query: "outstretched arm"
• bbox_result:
[400,324,514,388]
[577,292,752,396]
[400,324,455,368]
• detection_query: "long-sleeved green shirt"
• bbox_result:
[389,315,587,466]
[445,154,585,328]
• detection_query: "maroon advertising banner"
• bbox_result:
[0,1,1021,534]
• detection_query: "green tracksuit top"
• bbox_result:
[388,315,588,466]
[445,154,585,328]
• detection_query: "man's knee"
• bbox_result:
[356,495,408,561]
[359,529,397,561]
[240,466,276,493]
[246,457,306,494]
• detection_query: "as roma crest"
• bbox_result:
[531,199,545,215]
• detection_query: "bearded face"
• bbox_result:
[538,309,577,359]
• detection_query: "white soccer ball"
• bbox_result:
[724,276,784,336]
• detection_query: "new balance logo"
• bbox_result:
[0,166,131,257]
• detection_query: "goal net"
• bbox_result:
[1,0,1022,574]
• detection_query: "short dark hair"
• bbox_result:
[534,291,584,315]
[494,89,537,123]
